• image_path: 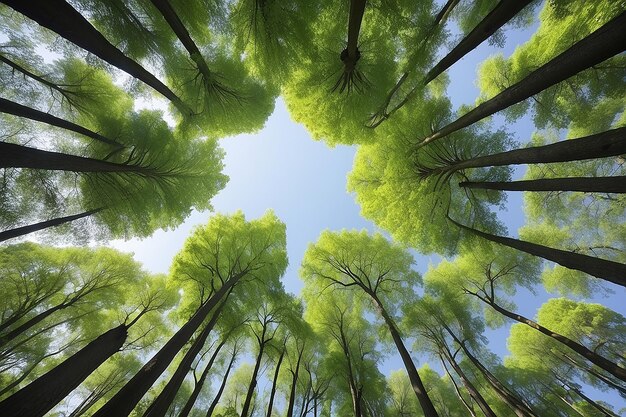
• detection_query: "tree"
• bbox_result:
[301,230,439,416]
[0,109,227,240]
[1,0,191,114]
[0,248,174,417]
[91,211,287,417]
[418,10,625,148]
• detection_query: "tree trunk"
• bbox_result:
[476,296,626,382]
[440,356,478,417]
[424,0,535,84]
[449,218,626,288]
[266,347,286,417]
[369,293,440,417]
[0,0,190,114]
[205,345,238,417]
[92,271,245,417]
[149,0,212,81]
[346,0,367,61]
[419,12,626,147]
[450,334,536,417]
[0,209,103,242]
[568,384,619,417]
[177,338,228,417]
[286,345,304,417]
[0,141,163,176]
[241,330,268,417]
[0,97,123,148]
[419,127,626,177]
[0,302,70,347]
[142,297,229,417]
[441,344,497,417]
[459,176,626,193]
[0,324,127,417]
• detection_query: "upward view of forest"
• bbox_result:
[0,0,625,416]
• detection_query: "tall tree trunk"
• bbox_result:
[418,127,626,177]
[560,352,626,396]
[0,97,123,148]
[459,176,626,193]
[0,0,190,115]
[206,345,238,417]
[241,329,268,417]
[424,0,535,84]
[419,12,626,147]
[143,297,229,417]
[286,345,304,417]
[472,294,626,382]
[346,0,367,62]
[449,218,626,287]
[177,338,228,417]
[0,53,71,96]
[567,384,619,417]
[0,209,103,242]
[368,0,459,127]
[149,0,211,81]
[92,271,245,417]
[441,343,497,417]
[443,326,535,417]
[0,141,161,175]
[368,292,440,417]
[0,302,73,347]
[440,356,478,417]
[0,324,127,417]
[266,347,286,417]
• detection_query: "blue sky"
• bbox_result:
[109,10,626,411]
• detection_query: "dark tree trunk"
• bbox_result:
[449,218,626,288]
[0,0,190,114]
[286,345,304,417]
[143,297,229,417]
[177,338,228,417]
[568,384,619,417]
[444,326,535,417]
[92,271,245,417]
[0,303,71,347]
[346,0,367,62]
[440,356,478,417]
[241,329,268,417]
[474,295,626,382]
[0,141,161,175]
[419,12,626,147]
[368,0,459,127]
[149,0,211,81]
[0,53,68,94]
[0,209,103,242]
[424,0,535,84]
[419,127,626,177]
[459,176,626,193]
[441,344,497,417]
[369,293,439,417]
[205,345,238,417]
[0,97,123,148]
[0,325,127,417]
[266,347,286,417]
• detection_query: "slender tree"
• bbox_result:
[416,126,626,180]
[449,217,626,287]
[461,263,626,381]
[0,0,191,114]
[91,212,287,417]
[418,12,626,148]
